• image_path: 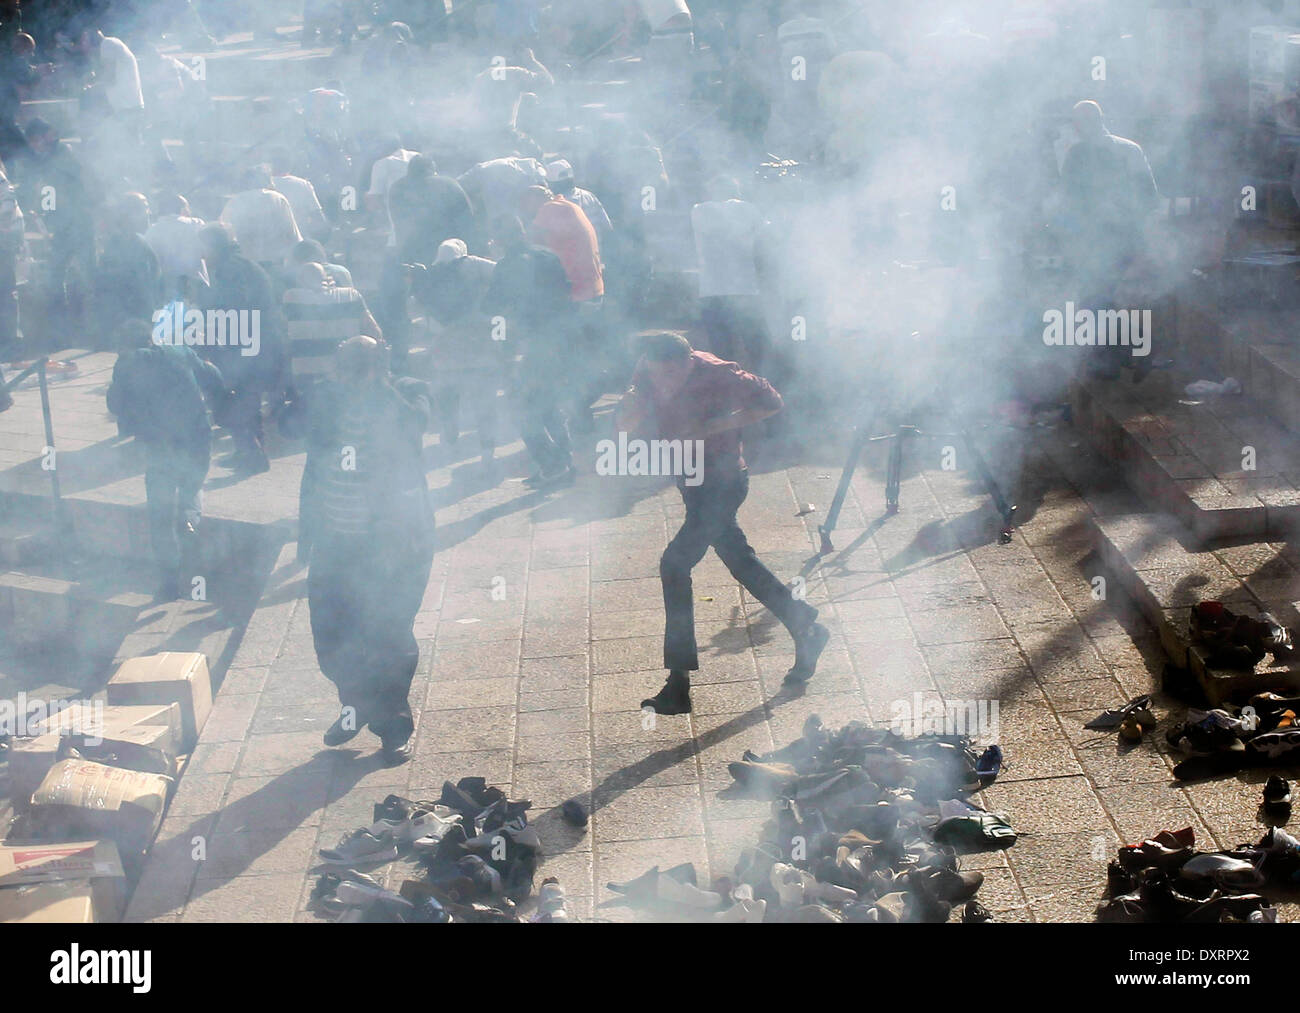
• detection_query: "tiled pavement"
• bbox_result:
[120,410,1300,923]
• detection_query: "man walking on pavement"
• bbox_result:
[617,331,829,714]
[298,336,435,764]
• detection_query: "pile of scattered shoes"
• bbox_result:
[1097,825,1299,923]
[1167,694,1300,780]
[605,716,1013,923]
[1190,601,1294,670]
[313,778,556,923]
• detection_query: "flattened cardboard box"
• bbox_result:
[28,760,172,864]
[0,839,126,921]
[9,709,179,812]
[107,652,212,749]
[32,701,183,746]
[0,881,95,922]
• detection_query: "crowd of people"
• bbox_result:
[0,0,1185,760]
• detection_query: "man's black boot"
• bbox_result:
[641,670,692,715]
[785,621,830,685]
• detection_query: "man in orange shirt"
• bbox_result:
[520,184,603,303]
[521,184,607,429]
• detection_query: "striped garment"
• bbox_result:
[283,286,369,382]
[317,399,374,537]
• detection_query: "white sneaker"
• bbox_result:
[403,807,461,846]
[656,874,723,910]
[533,879,569,922]
[770,863,805,908]
[770,862,855,907]
[319,824,401,865]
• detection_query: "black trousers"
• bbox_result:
[308,533,434,743]
[219,386,265,456]
[661,469,815,671]
[514,355,572,473]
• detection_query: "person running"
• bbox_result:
[616,331,829,714]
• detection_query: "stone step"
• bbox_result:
[1071,369,1300,541]
[0,548,254,702]
[0,489,280,575]
[0,517,54,567]
[164,33,336,98]
[0,559,153,672]
[1091,511,1300,705]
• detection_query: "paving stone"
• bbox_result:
[195,826,320,881]
[516,732,592,763]
[593,784,705,842]
[424,677,519,711]
[982,776,1110,836]
[405,748,514,790]
[184,873,305,922]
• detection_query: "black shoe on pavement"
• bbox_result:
[641,670,691,714]
[381,734,414,765]
[324,710,363,747]
[229,447,271,475]
[785,622,830,685]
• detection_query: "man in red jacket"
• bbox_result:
[617,331,829,714]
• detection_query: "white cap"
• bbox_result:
[545,159,574,183]
[434,238,468,264]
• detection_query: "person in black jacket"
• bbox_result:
[298,335,435,764]
[95,191,161,342]
[107,319,226,599]
[14,118,97,332]
[387,155,477,264]
[199,222,285,474]
[483,214,576,486]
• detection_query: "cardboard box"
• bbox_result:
[0,881,95,922]
[27,761,172,864]
[32,701,182,748]
[9,715,179,812]
[7,702,182,811]
[0,839,127,921]
[106,653,212,750]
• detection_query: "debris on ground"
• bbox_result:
[1190,601,1294,670]
[604,716,1013,922]
[310,778,552,923]
[1168,694,1300,781]
[1097,824,1298,923]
